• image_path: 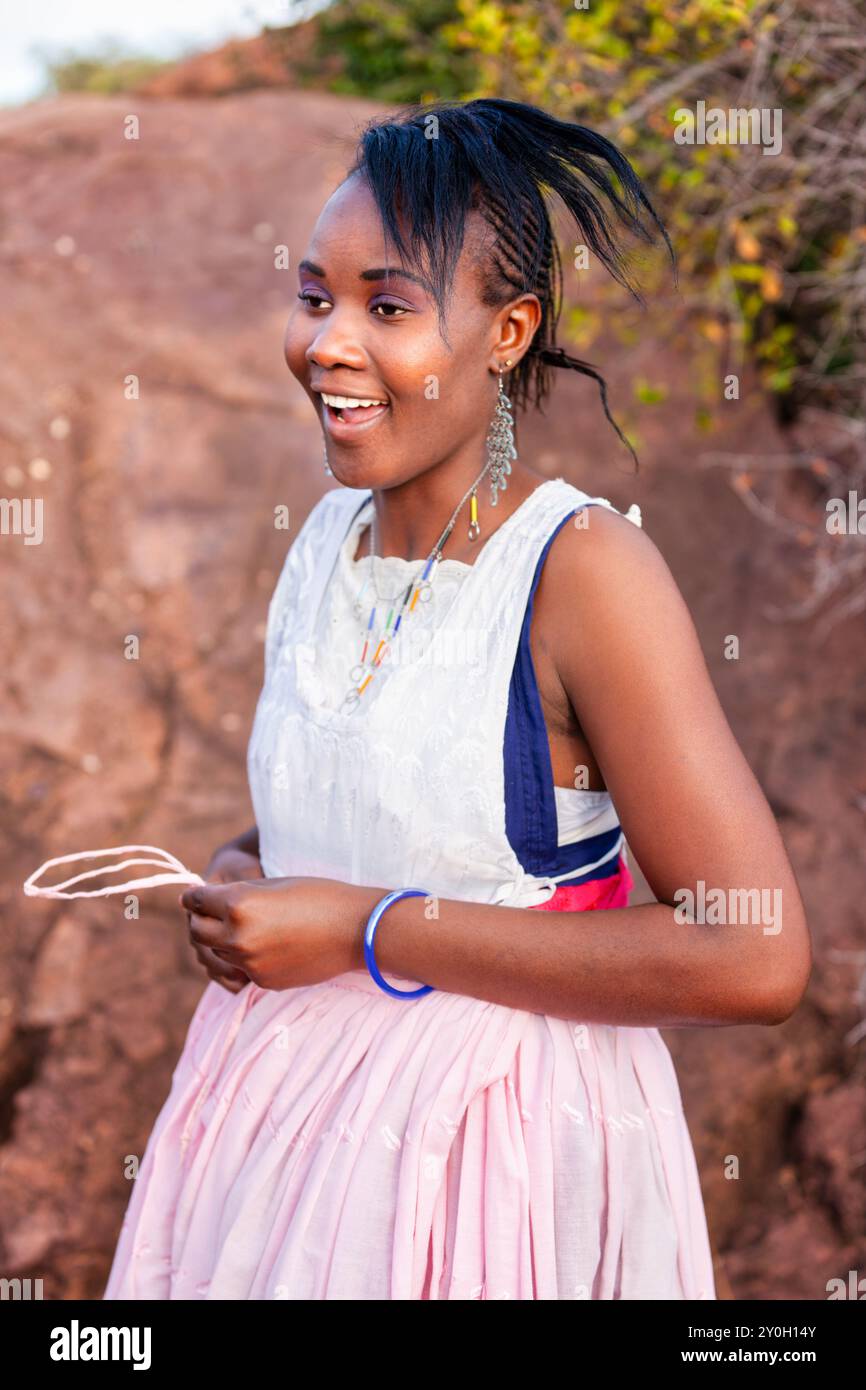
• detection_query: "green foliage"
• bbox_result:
[634,378,668,405]
[34,3,856,441]
[313,0,479,102]
[308,0,857,436]
[39,43,170,95]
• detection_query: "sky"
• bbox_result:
[0,0,330,106]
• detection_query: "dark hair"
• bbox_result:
[344,97,676,468]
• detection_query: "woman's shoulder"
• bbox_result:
[265,487,369,627]
[537,481,685,635]
[274,485,371,578]
[302,484,372,535]
[261,486,371,677]
[547,476,643,533]
[535,484,701,721]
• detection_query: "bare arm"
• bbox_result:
[344,507,812,1027]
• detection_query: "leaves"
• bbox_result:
[309,0,862,453]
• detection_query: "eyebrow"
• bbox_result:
[297,259,429,290]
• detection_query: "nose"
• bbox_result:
[305,312,368,373]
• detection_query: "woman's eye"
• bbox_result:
[371,301,409,318]
[296,292,409,318]
[297,291,331,309]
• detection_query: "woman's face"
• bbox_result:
[284,171,531,491]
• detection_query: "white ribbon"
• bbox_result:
[22,845,205,900]
[492,832,625,909]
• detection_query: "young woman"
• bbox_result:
[103,98,811,1300]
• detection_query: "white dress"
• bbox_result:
[103,477,717,1300]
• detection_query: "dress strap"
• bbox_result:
[545,830,626,886]
[503,490,640,886]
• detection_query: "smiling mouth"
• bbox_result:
[319,392,389,427]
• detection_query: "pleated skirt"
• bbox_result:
[103,861,716,1300]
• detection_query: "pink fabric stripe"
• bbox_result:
[528,855,634,913]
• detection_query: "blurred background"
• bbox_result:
[0,0,864,1300]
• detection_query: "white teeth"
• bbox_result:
[321,393,387,409]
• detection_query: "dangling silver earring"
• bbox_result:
[323,440,333,476]
[486,360,516,507]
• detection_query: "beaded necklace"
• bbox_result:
[338,361,517,712]
[342,458,492,712]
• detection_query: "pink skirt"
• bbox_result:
[103,858,716,1300]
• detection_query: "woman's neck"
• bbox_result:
[352,463,547,566]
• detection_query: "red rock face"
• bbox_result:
[0,87,861,1301]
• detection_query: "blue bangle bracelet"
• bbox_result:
[364,889,434,999]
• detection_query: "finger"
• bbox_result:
[186,909,233,953]
[180,882,230,919]
[192,939,243,978]
[191,942,247,991]
[193,942,248,990]
[199,958,246,993]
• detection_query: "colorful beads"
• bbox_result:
[343,461,488,708]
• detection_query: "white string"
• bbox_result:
[492,832,626,908]
[545,832,625,886]
[22,845,205,900]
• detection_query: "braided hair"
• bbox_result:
[344,98,676,468]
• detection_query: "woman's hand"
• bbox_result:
[188,838,265,993]
[203,841,264,886]
[179,877,369,993]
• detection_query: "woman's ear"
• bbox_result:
[490,293,542,371]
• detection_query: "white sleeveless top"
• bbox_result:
[247,477,639,910]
